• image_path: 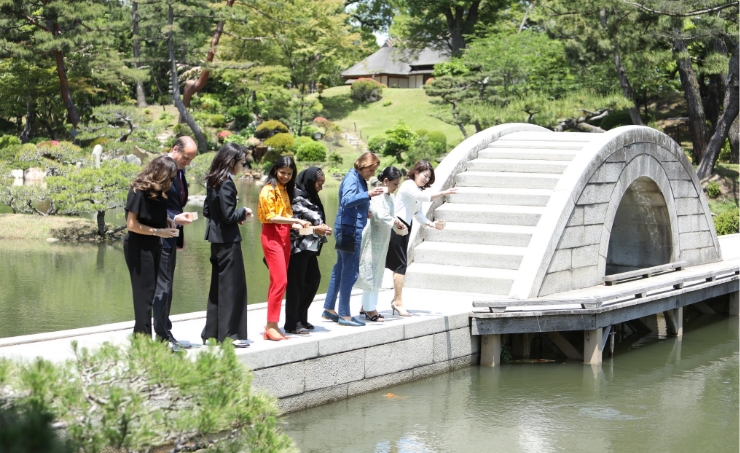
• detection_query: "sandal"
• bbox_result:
[363,309,385,322]
[360,307,384,320]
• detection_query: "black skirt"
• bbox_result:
[385,218,411,275]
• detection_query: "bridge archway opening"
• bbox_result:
[606,176,673,275]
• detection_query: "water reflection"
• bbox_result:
[284,316,739,453]
[0,180,339,338]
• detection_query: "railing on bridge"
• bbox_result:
[472,261,739,313]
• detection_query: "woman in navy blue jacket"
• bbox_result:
[322,152,385,326]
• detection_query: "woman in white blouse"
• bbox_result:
[385,160,456,316]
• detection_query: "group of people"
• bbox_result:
[122,136,455,349]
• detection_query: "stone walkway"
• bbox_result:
[340,132,368,152]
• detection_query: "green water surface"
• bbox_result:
[284,316,739,453]
[0,180,340,338]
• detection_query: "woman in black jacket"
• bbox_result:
[201,143,252,347]
[283,167,332,334]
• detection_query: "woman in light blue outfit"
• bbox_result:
[322,152,384,327]
[355,166,405,322]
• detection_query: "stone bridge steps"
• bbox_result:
[404,130,601,296]
[498,131,595,142]
[467,158,570,173]
[404,263,518,294]
[414,241,526,269]
[479,148,579,161]
[488,140,587,150]
[448,187,552,206]
[456,171,561,189]
[424,222,536,247]
[434,203,544,226]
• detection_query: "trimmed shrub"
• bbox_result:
[208,114,226,128]
[328,152,343,166]
[350,78,383,103]
[426,131,447,151]
[300,125,319,137]
[264,133,295,162]
[255,120,289,139]
[705,181,721,198]
[0,135,21,149]
[367,135,386,154]
[143,108,151,115]
[384,121,417,161]
[383,100,392,107]
[415,129,429,138]
[714,208,739,235]
[293,136,313,151]
[296,141,327,162]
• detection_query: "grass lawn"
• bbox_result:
[0,214,102,241]
[314,86,475,148]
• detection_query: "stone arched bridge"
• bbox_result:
[404,124,722,299]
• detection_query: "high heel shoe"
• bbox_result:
[360,307,384,320]
[391,302,412,317]
[263,326,289,341]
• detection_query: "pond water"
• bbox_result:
[284,315,739,453]
[0,180,340,338]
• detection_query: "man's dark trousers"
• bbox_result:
[153,244,176,341]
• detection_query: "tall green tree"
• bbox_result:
[392,0,510,56]
[0,0,135,132]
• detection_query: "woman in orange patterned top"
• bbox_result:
[259,156,311,340]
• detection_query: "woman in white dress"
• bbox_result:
[355,167,406,322]
[385,160,457,316]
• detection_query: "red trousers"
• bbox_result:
[261,223,291,323]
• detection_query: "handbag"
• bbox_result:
[334,224,356,253]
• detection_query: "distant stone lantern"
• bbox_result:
[313,131,323,140]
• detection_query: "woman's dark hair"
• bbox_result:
[131,155,178,199]
[378,166,402,182]
[406,160,435,189]
[205,142,246,189]
[264,155,298,201]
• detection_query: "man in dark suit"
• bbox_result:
[154,136,198,349]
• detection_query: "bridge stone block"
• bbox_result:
[364,335,434,378]
[606,149,627,163]
[589,163,624,183]
[567,206,584,226]
[577,183,616,205]
[539,270,573,296]
[572,265,601,288]
[680,246,720,264]
[675,198,704,215]
[670,180,698,198]
[661,161,691,180]
[678,214,710,233]
[559,225,602,248]
[572,245,600,268]
[680,231,715,250]
[584,203,609,225]
[549,249,572,272]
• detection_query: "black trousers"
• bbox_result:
[123,234,161,336]
[203,242,248,342]
[284,250,321,331]
[153,245,176,341]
